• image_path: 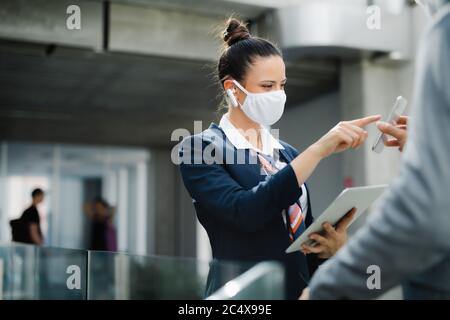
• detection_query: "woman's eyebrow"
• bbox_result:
[260,79,288,83]
[260,80,276,83]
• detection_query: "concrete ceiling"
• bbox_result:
[0,38,338,147]
[104,0,273,19]
[6,142,149,177]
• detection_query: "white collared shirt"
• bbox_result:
[219,114,284,158]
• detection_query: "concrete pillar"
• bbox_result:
[340,61,368,188]
[340,59,404,235]
[117,168,129,252]
[135,161,147,256]
[50,145,62,247]
[340,59,415,300]
[341,59,413,191]
[148,149,177,256]
[148,148,197,257]
[176,173,197,258]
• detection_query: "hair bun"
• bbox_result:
[223,18,250,47]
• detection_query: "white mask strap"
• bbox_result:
[232,80,249,95]
[415,0,425,6]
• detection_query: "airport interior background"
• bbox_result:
[0,0,430,299]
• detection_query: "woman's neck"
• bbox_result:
[227,108,262,150]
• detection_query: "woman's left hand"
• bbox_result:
[300,208,357,259]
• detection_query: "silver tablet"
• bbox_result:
[285,185,388,254]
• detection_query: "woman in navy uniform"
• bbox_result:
[179,18,380,299]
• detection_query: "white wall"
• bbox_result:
[58,177,83,249]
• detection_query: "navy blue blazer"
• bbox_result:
[178,123,322,299]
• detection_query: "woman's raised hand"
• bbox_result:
[311,115,381,159]
[290,115,381,188]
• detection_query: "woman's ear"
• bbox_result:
[223,79,239,107]
[223,79,235,91]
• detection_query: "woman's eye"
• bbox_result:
[261,83,285,90]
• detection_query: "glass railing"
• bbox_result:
[0,243,285,300]
[87,251,255,300]
[0,243,87,299]
[206,262,285,300]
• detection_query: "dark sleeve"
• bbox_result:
[22,208,39,224]
[179,136,303,233]
[303,184,327,276]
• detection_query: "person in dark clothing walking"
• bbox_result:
[84,197,117,251]
[18,188,45,245]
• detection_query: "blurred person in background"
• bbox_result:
[84,197,117,251]
[301,0,450,300]
[10,188,45,245]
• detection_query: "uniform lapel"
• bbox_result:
[278,148,293,164]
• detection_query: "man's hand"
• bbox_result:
[376,116,409,152]
[300,208,357,259]
[299,287,310,300]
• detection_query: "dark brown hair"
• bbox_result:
[31,188,44,198]
[217,18,282,87]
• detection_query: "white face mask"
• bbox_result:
[232,80,286,126]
